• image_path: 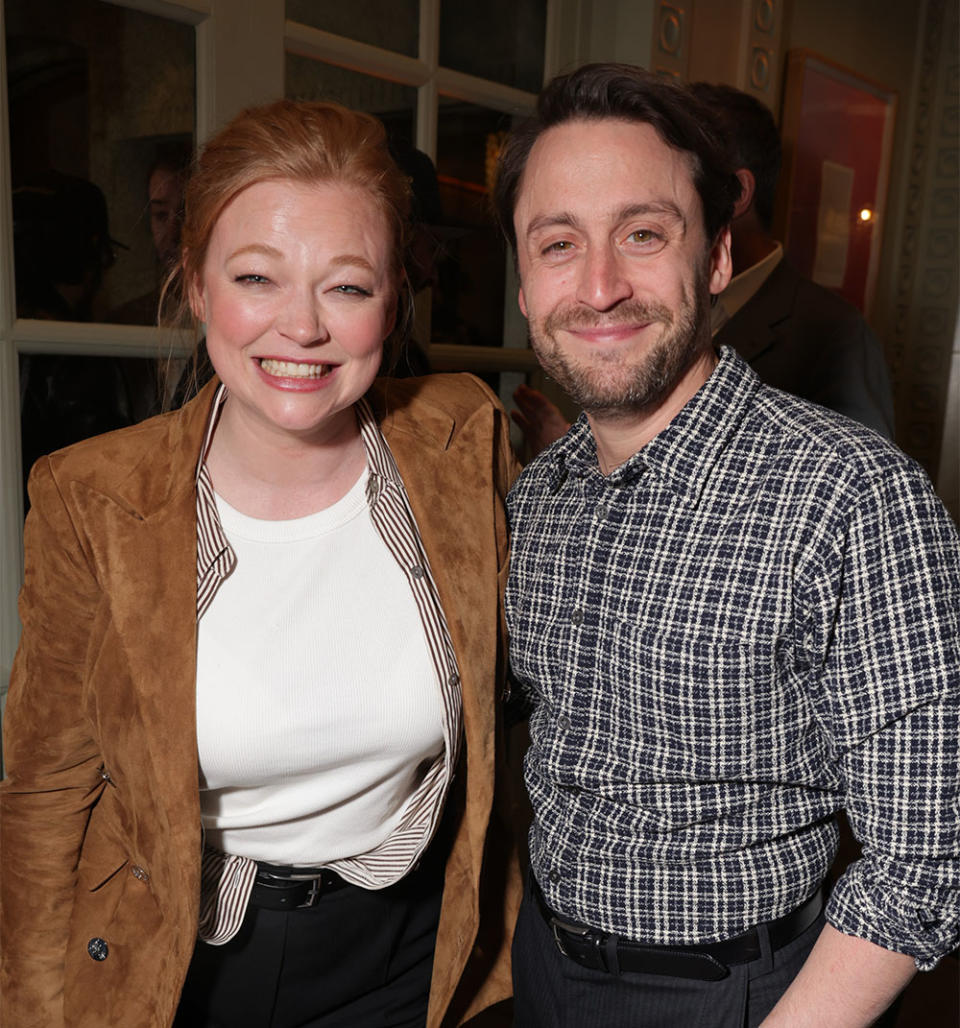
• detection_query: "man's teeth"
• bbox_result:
[260,359,331,378]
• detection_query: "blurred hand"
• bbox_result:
[512,384,571,461]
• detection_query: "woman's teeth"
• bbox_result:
[260,359,331,378]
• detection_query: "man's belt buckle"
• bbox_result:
[550,916,607,971]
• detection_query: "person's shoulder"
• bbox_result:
[780,264,868,333]
[38,385,213,494]
[370,372,504,421]
[748,381,917,487]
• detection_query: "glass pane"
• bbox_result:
[286,0,419,58]
[285,55,416,146]
[6,0,195,325]
[19,352,164,506]
[433,99,513,349]
[439,0,546,93]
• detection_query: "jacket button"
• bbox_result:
[87,937,109,961]
[131,865,150,882]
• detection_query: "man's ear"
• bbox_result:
[709,227,733,296]
[733,168,755,220]
[518,286,528,319]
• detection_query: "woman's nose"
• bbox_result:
[277,291,329,345]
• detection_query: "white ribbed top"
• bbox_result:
[196,467,444,866]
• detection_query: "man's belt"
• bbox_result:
[533,876,824,981]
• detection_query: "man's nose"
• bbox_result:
[576,245,633,311]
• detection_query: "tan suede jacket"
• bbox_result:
[0,372,521,1027]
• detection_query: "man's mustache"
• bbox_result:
[543,300,674,336]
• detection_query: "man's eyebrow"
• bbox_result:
[617,201,687,232]
[524,211,582,241]
[524,202,688,242]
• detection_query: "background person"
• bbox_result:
[1,99,520,1028]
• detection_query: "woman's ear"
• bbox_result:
[186,262,205,323]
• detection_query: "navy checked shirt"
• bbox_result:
[506,346,960,969]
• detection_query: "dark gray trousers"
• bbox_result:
[512,877,823,1028]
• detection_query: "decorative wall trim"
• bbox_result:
[737,0,783,112]
[888,0,959,482]
[651,1,692,79]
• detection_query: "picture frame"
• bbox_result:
[775,49,897,316]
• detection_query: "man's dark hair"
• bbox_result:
[494,63,740,253]
[688,82,782,231]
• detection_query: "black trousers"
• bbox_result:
[512,876,824,1028]
[174,857,443,1028]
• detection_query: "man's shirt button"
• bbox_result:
[571,608,584,625]
[558,715,571,732]
[87,938,109,961]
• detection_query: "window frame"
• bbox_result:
[0,0,567,710]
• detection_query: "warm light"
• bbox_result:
[859,208,874,222]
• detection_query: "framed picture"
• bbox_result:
[775,49,897,316]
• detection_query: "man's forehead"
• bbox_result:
[515,118,699,226]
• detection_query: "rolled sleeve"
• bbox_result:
[810,460,960,967]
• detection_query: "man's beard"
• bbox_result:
[527,266,712,418]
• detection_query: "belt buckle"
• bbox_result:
[551,917,607,971]
[296,877,322,909]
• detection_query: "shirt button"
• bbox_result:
[87,937,109,961]
[448,673,460,688]
[410,565,425,579]
[596,503,608,519]
[549,870,562,885]
[570,608,584,626]
[558,715,571,732]
[131,865,150,882]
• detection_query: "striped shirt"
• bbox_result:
[506,346,960,969]
[194,386,461,944]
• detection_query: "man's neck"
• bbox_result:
[587,347,718,475]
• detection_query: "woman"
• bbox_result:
[0,100,520,1027]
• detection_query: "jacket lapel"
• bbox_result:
[75,386,218,852]
[717,258,797,364]
[373,381,500,855]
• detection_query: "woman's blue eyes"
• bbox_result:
[233,276,371,296]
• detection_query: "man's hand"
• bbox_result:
[760,923,916,1028]
[511,385,571,461]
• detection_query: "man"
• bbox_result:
[690,82,895,439]
[510,82,895,454]
[495,63,959,1027]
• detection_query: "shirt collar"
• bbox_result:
[194,385,401,500]
[711,242,783,335]
[544,346,761,504]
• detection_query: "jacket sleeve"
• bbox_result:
[1,456,105,1026]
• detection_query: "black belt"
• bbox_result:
[533,877,824,981]
[249,862,350,911]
